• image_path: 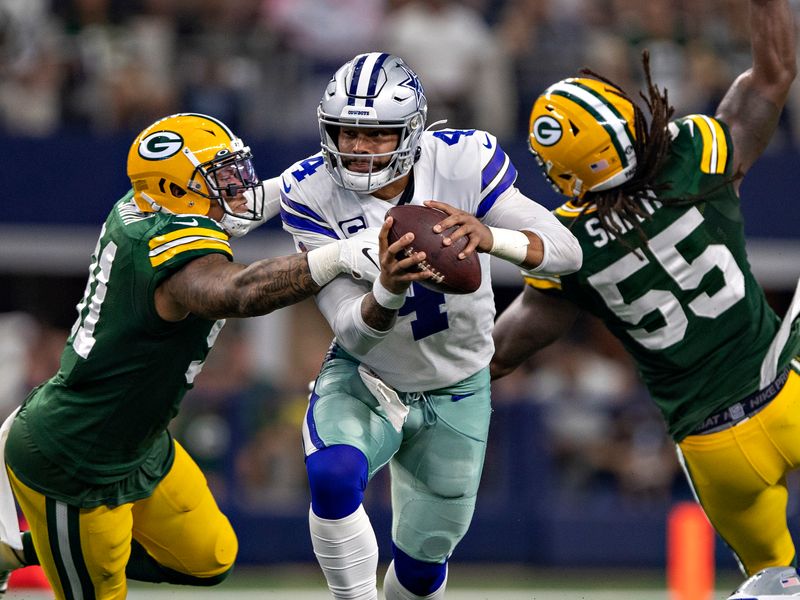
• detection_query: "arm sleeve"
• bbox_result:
[482,188,582,274]
[315,277,391,355]
[261,176,282,222]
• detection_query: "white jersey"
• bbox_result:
[281,128,557,391]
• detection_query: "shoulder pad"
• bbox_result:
[425,128,520,218]
[554,200,594,220]
[672,115,731,175]
[147,214,232,269]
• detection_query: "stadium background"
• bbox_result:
[1,0,800,595]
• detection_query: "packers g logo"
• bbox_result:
[138,131,183,160]
[531,116,562,147]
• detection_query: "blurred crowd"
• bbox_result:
[1,0,799,146]
[2,0,798,517]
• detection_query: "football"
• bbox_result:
[386,204,481,294]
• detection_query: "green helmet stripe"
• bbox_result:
[548,82,634,170]
[570,80,637,142]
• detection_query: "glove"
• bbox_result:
[306,227,381,286]
[337,227,381,282]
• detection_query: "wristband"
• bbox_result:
[371,278,406,309]
[487,227,529,265]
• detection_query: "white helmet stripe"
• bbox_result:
[547,81,635,165]
[347,52,389,108]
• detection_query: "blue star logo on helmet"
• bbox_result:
[139,131,183,160]
[532,116,562,146]
[397,65,426,109]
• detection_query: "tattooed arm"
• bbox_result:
[716,0,796,186]
[156,252,321,321]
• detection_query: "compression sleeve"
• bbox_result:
[315,277,390,355]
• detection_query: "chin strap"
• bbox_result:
[139,191,164,213]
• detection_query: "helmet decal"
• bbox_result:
[531,115,562,146]
[547,80,635,170]
[347,52,390,106]
[397,65,426,110]
[138,131,184,160]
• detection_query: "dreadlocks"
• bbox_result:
[578,51,675,246]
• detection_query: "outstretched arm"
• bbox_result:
[156,231,382,321]
[156,252,323,321]
[716,0,797,184]
[490,285,580,380]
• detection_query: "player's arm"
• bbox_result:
[156,252,319,321]
[313,220,432,355]
[426,192,582,274]
[358,218,432,331]
[155,234,376,321]
[715,0,796,183]
[490,285,580,380]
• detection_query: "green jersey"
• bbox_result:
[6,191,233,506]
[524,115,800,441]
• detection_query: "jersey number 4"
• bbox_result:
[587,207,745,350]
[398,283,449,340]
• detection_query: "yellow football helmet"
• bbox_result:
[127,113,264,226]
[528,77,637,199]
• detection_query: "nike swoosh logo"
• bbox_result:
[174,218,199,227]
[483,134,492,149]
[282,177,292,193]
[451,393,475,402]
[361,247,379,270]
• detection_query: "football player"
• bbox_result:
[280,52,582,599]
[491,0,800,583]
[0,113,385,599]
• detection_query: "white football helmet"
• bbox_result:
[728,567,800,599]
[318,52,428,193]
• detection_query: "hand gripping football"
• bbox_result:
[386,205,481,294]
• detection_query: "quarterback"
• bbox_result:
[491,0,800,588]
[0,113,380,599]
[280,52,582,600]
